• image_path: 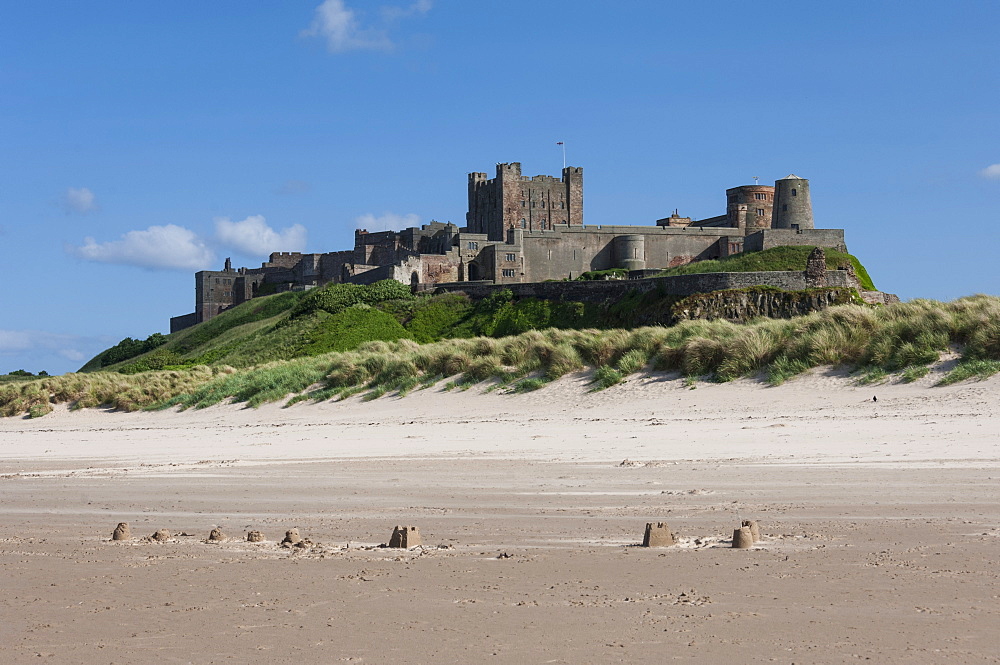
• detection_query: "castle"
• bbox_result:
[170,164,849,332]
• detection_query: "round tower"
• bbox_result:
[771,175,814,230]
[725,185,775,231]
[614,235,646,271]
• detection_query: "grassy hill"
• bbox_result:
[656,246,876,291]
[77,246,875,375]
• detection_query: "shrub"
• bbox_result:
[299,305,413,356]
[403,293,475,342]
[577,269,628,281]
[99,332,169,367]
[899,365,930,383]
[290,280,413,320]
[592,365,624,389]
[510,377,548,393]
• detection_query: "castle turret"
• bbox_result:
[615,234,646,271]
[771,175,814,230]
[725,185,774,232]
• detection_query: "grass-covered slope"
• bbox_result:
[80,247,876,375]
[5,296,1000,417]
[79,281,609,374]
[658,246,876,291]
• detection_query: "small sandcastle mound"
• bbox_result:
[151,529,171,542]
[207,528,225,543]
[246,530,265,543]
[742,519,762,543]
[642,522,675,547]
[112,522,130,541]
[280,528,302,547]
[388,525,421,549]
[732,526,754,549]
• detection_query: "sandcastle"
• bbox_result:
[246,530,265,543]
[151,529,170,542]
[207,528,225,542]
[742,519,762,543]
[732,526,754,549]
[112,522,130,541]
[280,528,302,547]
[388,525,421,548]
[641,522,675,547]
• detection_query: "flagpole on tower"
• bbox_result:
[556,141,566,169]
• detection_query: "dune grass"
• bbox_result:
[6,295,1000,417]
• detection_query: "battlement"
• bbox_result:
[468,162,584,239]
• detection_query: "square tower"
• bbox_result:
[467,162,583,240]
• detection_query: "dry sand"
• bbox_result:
[1,368,999,663]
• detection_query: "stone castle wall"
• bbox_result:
[433,269,855,303]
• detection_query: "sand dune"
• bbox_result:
[2,370,999,663]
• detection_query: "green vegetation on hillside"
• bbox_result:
[658,246,876,291]
[75,247,877,376]
[6,295,1000,417]
[1,369,50,384]
[76,280,610,373]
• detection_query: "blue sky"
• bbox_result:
[2,0,999,375]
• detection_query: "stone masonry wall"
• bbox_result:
[744,229,845,252]
[433,270,854,303]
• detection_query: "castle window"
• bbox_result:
[754,193,766,200]
[561,202,565,209]
[531,202,535,208]
[467,241,478,250]
[521,201,525,207]
[505,253,516,261]
[792,189,797,196]
[756,208,765,216]
[502,269,515,277]
[520,219,526,228]
[783,205,788,211]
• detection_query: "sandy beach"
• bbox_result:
[2,369,999,663]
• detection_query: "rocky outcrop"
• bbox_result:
[671,286,857,324]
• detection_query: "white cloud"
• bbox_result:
[381,0,432,21]
[355,211,420,232]
[62,187,98,214]
[214,215,307,256]
[72,224,215,271]
[301,0,391,52]
[301,0,430,52]
[980,164,1000,180]
[0,329,100,366]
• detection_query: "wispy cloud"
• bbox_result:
[62,187,98,214]
[71,224,215,271]
[355,211,420,232]
[980,164,1000,180]
[381,0,432,21]
[0,329,108,369]
[215,215,307,256]
[301,0,430,53]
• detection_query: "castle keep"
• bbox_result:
[170,164,848,332]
